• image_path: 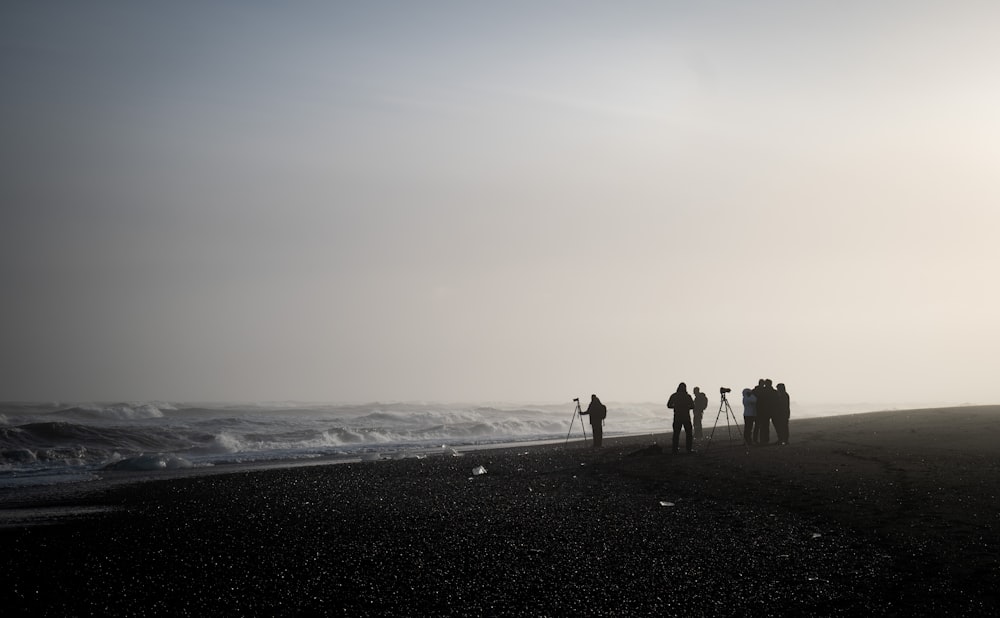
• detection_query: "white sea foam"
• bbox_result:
[104,453,196,471]
[0,399,917,489]
[62,403,166,420]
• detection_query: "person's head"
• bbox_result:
[765,378,773,388]
[693,387,701,394]
[776,383,785,393]
[742,388,751,396]
[676,382,687,393]
[591,394,600,403]
[758,379,766,386]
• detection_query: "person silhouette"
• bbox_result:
[775,383,791,445]
[579,394,607,448]
[692,387,708,439]
[667,383,695,453]
[754,379,777,445]
[742,388,757,446]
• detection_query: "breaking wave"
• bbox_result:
[0,400,677,488]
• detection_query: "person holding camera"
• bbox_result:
[667,383,695,453]
[580,394,607,448]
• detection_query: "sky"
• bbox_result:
[2,1,999,406]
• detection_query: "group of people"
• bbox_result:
[579,380,791,451]
[741,379,791,446]
[668,380,791,451]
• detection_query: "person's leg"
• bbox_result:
[759,413,770,444]
[744,417,755,445]
[592,422,602,447]
[684,416,694,451]
[672,417,682,452]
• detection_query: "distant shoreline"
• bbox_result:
[3,404,996,511]
[3,405,1000,615]
[0,406,1000,616]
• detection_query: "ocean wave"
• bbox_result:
[0,421,188,453]
[0,402,675,484]
[2,448,40,463]
[0,445,93,465]
[103,454,197,471]
[59,403,166,420]
[185,431,249,455]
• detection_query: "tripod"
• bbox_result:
[705,390,743,451]
[564,398,588,446]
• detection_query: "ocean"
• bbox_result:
[0,399,872,490]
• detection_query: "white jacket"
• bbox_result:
[742,389,758,417]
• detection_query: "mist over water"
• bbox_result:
[3,3,1000,410]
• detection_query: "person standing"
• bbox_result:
[763,379,779,444]
[754,379,777,445]
[742,388,757,446]
[751,379,764,443]
[775,383,791,445]
[580,394,607,448]
[692,387,708,439]
[667,383,695,453]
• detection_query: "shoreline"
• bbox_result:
[3,406,1000,615]
[1,404,995,510]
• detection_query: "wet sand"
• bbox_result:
[3,406,1000,616]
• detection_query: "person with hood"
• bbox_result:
[754,378,777,445]
[667,382,695,453]
[742,388,758,446]
[775,383,791,445]
[692,387,708,439]
[579,394,607,448]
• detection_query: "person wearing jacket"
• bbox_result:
[692,387,708,439]
[775,383,791,445]
[742,388,758,446]
[753,378,777,444]
[580,394,607,448]
[667,383,695,453]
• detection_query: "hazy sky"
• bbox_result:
[2,1,998,405]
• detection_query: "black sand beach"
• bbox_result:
[3,406,1000,616]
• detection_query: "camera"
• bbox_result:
[720,387,731,394]
[573,398,580,402]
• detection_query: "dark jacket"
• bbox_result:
[583,399,606,424]
[776,389,790,419]
[667,391,694,415]
[693,392,708,413]
[755,385,777,418]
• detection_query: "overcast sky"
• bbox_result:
[2,1,998,406]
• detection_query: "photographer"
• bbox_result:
[692,387,708,439]
[775,383,791,445]
[579,394,607,448]
[742,388,757,446]
[755,378,777,445]
[666,383,695,453]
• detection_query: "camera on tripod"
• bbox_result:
[573,397,580,402]
[706,387,742,450]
